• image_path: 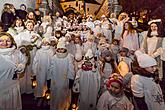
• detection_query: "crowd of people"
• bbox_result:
[0,3,165,110]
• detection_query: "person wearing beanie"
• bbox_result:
[99,49,118,94]
[97,73,134,110]
[140,19,164,80]
[32,37,54,107]
[47,41,75,110]
[117,47,133,72]
[75,49,100,110]
[141,19,165,99]
[131,50,165,110]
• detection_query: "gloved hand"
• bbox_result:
[69,79,74,89]
[12,73,17,80]
[32,75,36,80]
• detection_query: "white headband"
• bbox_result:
[148,19,161,25]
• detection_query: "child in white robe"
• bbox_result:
[48,41,75,110]
[77,49,100,110]
[131,50,165,110]
[32,38,54,106]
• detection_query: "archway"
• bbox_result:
[64,7,77,16]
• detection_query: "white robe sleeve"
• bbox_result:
[14,50,27,74]
[67,54,75,80]
[32,52,39,76]
[47,57,54,80]
[131,75,144,97]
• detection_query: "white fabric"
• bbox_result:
[102,63,113,79]
[42,26,53,38]
[66,42,76,56]
[102,29,113,43]
[114,21,124,40]
[160,38,165,60]
[75,44,83,61]
[85,21,95,29]
[42,37,50,43]
[148,19,161,25]
[122,31,139,51]
[14,26,24,34]
[0,80,22,110]
[83,41,97,55]
[32,46,54,97]
[48,53,75,110]
[78,69,100,110]
[57,41,66,49]
[7,28,18,37]
[0,47,27,81]
[147,36,158,55]
[15,30,41,93]
[131,75,165,110]
[14,30,42,47]
[101,20,110,29]
[85,49,93,59]
[92,26,102,37]
[97,91,134,110]
[135,52,157,68]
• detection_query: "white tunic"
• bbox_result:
[78,69,100,110]
[15,30,42,94]
[131,75,165,110]
[0,47,26,81]
[48,53,75,110]
[32,46,54,97]
[14,30,42,47]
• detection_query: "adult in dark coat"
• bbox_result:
[1,3,16,32]
[15,4,27,21]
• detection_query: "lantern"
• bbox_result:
[72,104,78,110]
[45,89,51,100]
[31,77,37,89]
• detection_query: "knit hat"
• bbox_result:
[106,73,123,89]
[85,49,93,59]
[57,41,66,49]
[119,47,129,54]
[101,49,112,58]
[135,50,157,68]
